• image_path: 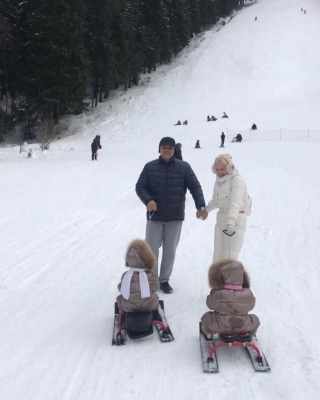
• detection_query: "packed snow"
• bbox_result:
[1,0,320,399]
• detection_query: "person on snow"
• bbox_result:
[201,154,250,261]
[221,112,229,118]
[251,123,257,130]
[116,239,162,321]
[174,143,183,160]
[174,120,182,126]
[220,132,225,148]
[135,137,206,294]
[95,135,102,148]
[200,259,260,340]
[231,134,242,143]
[91,138,99,160]
[195,140,201,148]
[183,120,188,125]
[211,115,217,121]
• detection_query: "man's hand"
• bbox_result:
[147,200,157,212]
[196,209,208,220]
[223,224,236,236]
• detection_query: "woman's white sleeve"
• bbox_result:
[205,189,217,212]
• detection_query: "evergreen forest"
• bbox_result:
[0,0,243,142]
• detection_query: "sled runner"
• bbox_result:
[199,323,270,373]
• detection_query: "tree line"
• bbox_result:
[0,0,241,142]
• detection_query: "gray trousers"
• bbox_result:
[145,220,182,283]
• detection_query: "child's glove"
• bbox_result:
[223,224,236,236]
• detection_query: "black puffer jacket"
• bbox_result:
[174,145,183,160]
[136,157,205,221]
[91,140,99,152]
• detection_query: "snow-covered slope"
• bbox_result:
[1,1,320,399]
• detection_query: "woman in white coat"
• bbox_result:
[203,154,250,261]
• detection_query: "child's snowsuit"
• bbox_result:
[117,239,160,313]
[201,259,260,336]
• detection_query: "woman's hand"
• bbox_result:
[223,224,236,236]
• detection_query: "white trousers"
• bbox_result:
[213,212,247,261]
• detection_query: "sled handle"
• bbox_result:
[208,342,262,359]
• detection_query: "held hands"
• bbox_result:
[223,224,236,236]
[147,200,157,212]
[196,208,208,220]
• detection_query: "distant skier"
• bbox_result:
[183,120,188,125]
[174,120,182,126]
[91,135,102,160]
[220,132,225,148]
[95,135,102,148]
[251,123,257,130]
[195,140,201,148]
[91,139,99,160]
[221,112,229,118]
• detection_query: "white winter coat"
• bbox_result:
[206,172,248,261]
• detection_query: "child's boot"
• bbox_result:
[200,323,213,341]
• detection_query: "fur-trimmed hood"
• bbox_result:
[125,239,156,270]
[208,259,250,289]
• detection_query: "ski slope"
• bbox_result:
[1,0,320,399]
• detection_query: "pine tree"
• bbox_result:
[20,0,90,122]
[86,0,118,105]
[216,0,239,17]
[0,0,24,138]
[138,0,160,73]
[199,0,218,30]
[140,0,171,66]
[164,0,190,57]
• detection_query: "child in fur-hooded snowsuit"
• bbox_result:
[117,239,160,314]
[201,259,260,338]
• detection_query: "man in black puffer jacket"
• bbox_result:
[136,137,207,293]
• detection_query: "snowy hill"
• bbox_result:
[1,0,320,399]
